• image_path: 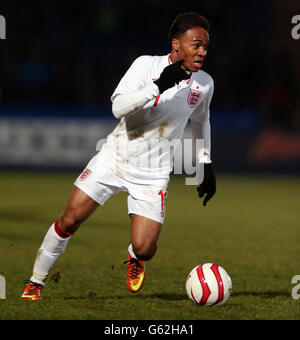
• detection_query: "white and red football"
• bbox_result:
[186,263,232,306]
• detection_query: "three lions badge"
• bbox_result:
[187,88,203,108]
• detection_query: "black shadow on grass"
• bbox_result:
[64,291,291,302]
[140,293,187,301]
[231,291,290,299]
[64,293,187,301]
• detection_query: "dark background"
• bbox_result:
[0,0,299,173]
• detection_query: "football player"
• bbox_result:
[22,12,216,300]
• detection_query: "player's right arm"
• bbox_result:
[112,83,159,119]
[112,57,189,119]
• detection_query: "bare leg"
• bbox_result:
[58,186,99,234]
[30,186,99,285]
[130,214,161,261]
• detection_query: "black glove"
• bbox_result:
[154,60,190,94]
[197,163,216,206]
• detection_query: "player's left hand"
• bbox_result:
[197,163,216,206]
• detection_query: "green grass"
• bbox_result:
[0,172,300,320]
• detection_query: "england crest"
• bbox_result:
[187,89,202,108]
[79,168,92,181]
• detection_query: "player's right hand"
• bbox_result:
[154,60,190,94]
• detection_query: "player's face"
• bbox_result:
[171,27,209,72]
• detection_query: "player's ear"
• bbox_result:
[171,38,180,53]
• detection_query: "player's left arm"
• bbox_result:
[189,78,216,206]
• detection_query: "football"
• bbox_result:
[186,263,232,306]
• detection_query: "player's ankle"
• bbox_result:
[29,275,46,287]
[130,243,157,261]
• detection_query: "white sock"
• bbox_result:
[30,223,71,286]
[128,243,138,260]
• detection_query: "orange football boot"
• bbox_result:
[124,253,145,293]
[21,281,44,301]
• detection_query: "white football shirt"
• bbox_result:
[100,54,214,184]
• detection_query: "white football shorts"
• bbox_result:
[74,152,169,224]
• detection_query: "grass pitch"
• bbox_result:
[0,171,299,320]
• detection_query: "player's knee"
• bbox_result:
[132,242,157,261]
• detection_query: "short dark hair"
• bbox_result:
[168,12,210,40]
